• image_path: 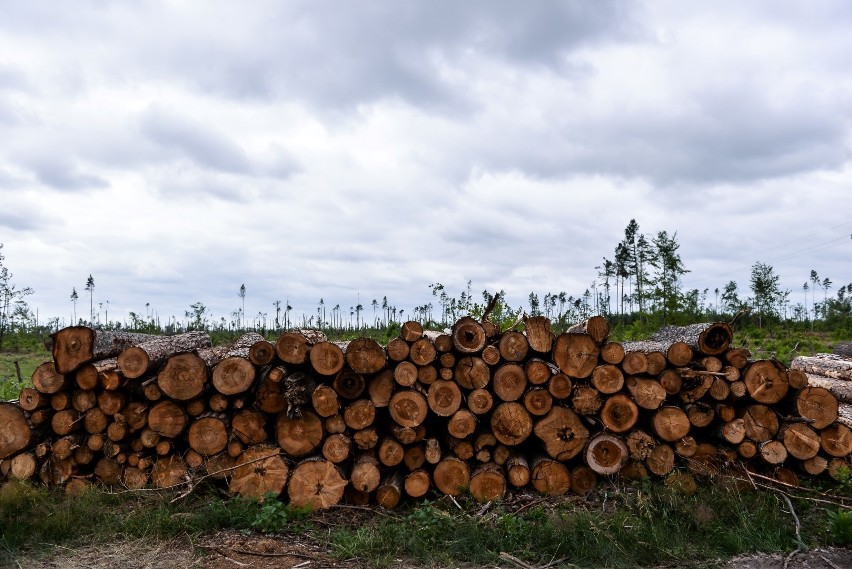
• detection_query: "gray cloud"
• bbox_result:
[26,158,109,191]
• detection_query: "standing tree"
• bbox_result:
[85,274,95,323]
[238,284,246,329]
[273,300,282,330]
[803,282,809,322]
[720,280,741,315]
[749,262,785,328]
[810,270,820,322]
[822,277,832,319]
[649,231,688,323]
[70,287,79,324]
[0,244,34,351]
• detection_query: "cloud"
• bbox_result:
[25,158,109,191]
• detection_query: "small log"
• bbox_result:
[333,369,365,400]
[10,452,37,480]
[625,376,666,410]
[343,399,376,430]
[404,468,431,497]
[401,320,424,342]
[287,457,347,509]
[742,404,780,442]
[531,456,571,495]
[376,471,404,509]
[433,456,470,496]
[393,361,418,387]
[585,433,628,475]
[743,360,789,404]
[388,390,429,428]
[350,453,382,492]
[571,384,602,416]
[409,338,437,366]
[524,315,554,353]
[481,344,501,366]
[600,342,625,365]
[276,411,324,457]
[469,462,506,502]
[188,415,229,456]
[781,423,821,460]
[759,440,788,465]
[591,365,624,394]
[322,433,352,463]
[499,331,529,362]
[620,352,648,376]
[452,317,486,354]
[525,359,554,385]
[427,380,463,417]
[417,364,438,386]
[533,406,589,461]
[566,316,609,344]
[506,454,531,487]
[454,357,490,390]
[32,362,68,394]
[147,400,188,438]
[523,387,553,416]
[686,403,715,429]
[490,402,533,446]
[600,394,639,433]
[367,369,394,408]
[570,465,597,494]
[796,386,839,429]
[646,443,675,476]
[719,418,746,445]
[447,409,477,439]
[18,387,50,412]
[377,437,403,467]
[548,373,573,399]
[468,388,494,415]
[151,455,188,489]
[652,407,691,442]
[157,352,208,401]
[649,322,733,356]
[492,363,527,402]
[228,445,289,501]
[117,331,211,379]
[309,342,345,376]
[346,338,387,374]
[820,423,852,458]
[792,354,852,381]
[725,348,751,369]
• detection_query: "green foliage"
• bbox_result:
[244,493,313,533]
[828,509,852,546]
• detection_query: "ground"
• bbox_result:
[7,532,851,569]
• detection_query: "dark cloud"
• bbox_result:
[139,106,253,174]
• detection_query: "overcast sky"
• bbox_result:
[1,0,851,328]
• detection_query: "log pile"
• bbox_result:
[791,352,852,430]
[1,318,850,510]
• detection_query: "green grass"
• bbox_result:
[0,350,49,400]
[0,476,847,568]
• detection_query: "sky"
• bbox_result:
[1,0,851,328]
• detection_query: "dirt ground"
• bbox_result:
[7,531,851,569]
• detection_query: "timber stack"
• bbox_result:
[1,317,850,510]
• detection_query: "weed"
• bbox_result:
[828,509,852,546]
[244,493,313,533]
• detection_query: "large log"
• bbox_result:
[228,446,289,501]
[210,333,264,395]
[649,322,733,356]
[287,457,346,509]
[833,342,852,359]
[1,403,32,458]
[792,354,852,381]
[804,375,852,403]
[52,327,156,374]
[157,352,209,401]
[552,333,599,379]
[117,331,211,379]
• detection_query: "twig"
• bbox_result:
[783,548,801,569]
[476,500,493,517]
[780,492,804,547]
[196,544,315,560]
[330,503,401,519]
[499,551,535,569]
[540,556,575,569]
[818,553,843,569]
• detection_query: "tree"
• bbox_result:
[810,270,820,321]
[273,300,282,330]
[70,287,79,323]
[649,231,689,322]
[185,302,208,330]
[822,277,832,318]
[371,298,378,326]
[528,292,540,317]
[750,262,785,328]
[720,280,741,315]
[85,274,95,323]
[238,284,246,329]
[0,244,34,350]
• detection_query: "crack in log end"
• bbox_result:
[558,429,575,442]
[703,327,731,352]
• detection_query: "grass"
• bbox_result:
[0,476,848,568]
[0,349,49,400]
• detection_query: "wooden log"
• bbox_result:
[376,471,404,509]
[71,389,97,412]
[409,338,437,366]
[759,440,788,465]
[157,352,208,401]
[403,445,426,470]
[792,354,852,381]
[447,409,477,440]
[386,337,410,362]
[781,423,821,460]
[417,364,438,386]
[404,468,431,497]
[801,455,828,476]
[534,406,589,460]
[147,400,188,438]
[646,444,675,476]
[377,437,403,467]
[469,462,506,502]
[333,369,365,400]
[343,399,376,430]
[433,456,470,496]
[322,433,352,464]
[686,403,715,429]
[839,403,852,429]
[620,352,648,376]
[620,340,692,368]
[468,388,494,415]
[481,344,501,366]
[719,418,746,445]
[117,331,211,379]
[743,360,789,404]
[531,456,571,494]
[499,331,529,362]
[287,457,347,509]
[388,390,428,428]
[506,454,530,487]
[51,409,81,436]
[452,317,486,353]
[491,402,533,446]
[649,322,733,356]
[367,369,394,408]
[591,365,624,394]
[276,410,324,457]
[227,445,289,501]
[796,386,839,429]
[820,423,852,457]
[626,429,657,461]
[52,327,155,374]
[97,390,127,416]
[600,394,639,433]
[401,320,424,342]
[188,415,229,456]
[10,452,37,480]
[310,342,345,376]
[492,363,527,402]
[834,342,852,359]
[151,455,187,489]
[601,342,625,365]
[548,373,572,399]
[804,375,852,404]
[625,376,666,410]
[18,387,50,412]
[393,361,418,387]
[552,333,599,379]
[524,315,554,353]
[585,433,628,475]
[210,334,263,396]
[525,358,554,385]
[350,452,382,493]
[346,338,387,374]
[454,357,490,390]
[652,407,691,442]
[32,361,68,394]
[742,404,780,442]
[571,384,602,416]
[523,387,553,417]
[427,380,463,417]
[566,316,609,344]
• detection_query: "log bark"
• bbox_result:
[52,327,155,374]
[803,375,852,404]
[566,316,609,344]
[792,354,852,381]
[796,386,839,429]
[649,322,733,356]
[833,342,852,359]
[118,331,211,379]
[524,316,554,353]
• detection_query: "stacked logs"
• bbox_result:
[1,317,850,510]
[791,352,852,430]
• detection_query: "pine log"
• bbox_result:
[780,423,821,460]
[601,394,640,433]
[548,373,573,399]
[417,364,438,386]
[804,375,852,404]
[386,337,410,362]
[719,418,746,445]
[821,423,852,457]
[469,462,506,502]
[393,361,418,387]
[147,400,188,438]
[646,444,675,476]
[499,331,529,362]
[523,387,553,416]
[452,317,486,354]
[468,388,494,415]
[742,404,780,442]
[433,456,470,496]
[404,468,431,497]
[523,315,554,353]
[401,320,424,342]
[533,406,589,460]
[796,386,839,429]
[367,369,394,408]
[188,415,229,456]
[18,387,50,412]
[625,376,666,410]
[620,340,693,368]
[621,351,648,375]
[346,338,386,374]
[571,384,602,416]
[343,399,376,430]
[743,360,789,404]
[333,369,365,400]
[350,453,382,492]
[389,390,429,428]
[309,341,345,376]
[51,409,81,436]
[791,354,852,381]
[410,338,437,366]
[322,433,352,463]
[566,316,609,344]
[118,331,211,379]
[227,445,289,501]
[376,471,404,509]
[490,402,533,446]
[759,440,788,465]
[585,433,628,475]
[254,374,287,414]
[525,359,555,385]
[529,456,570,494]
[839,403,852,429]
[591,365,624,394]
[71,390,97,413]
[287,457,347,509]
[210,333,264,395]
[32,362,68,394]
[570,465,597,495]
[454,356,490,390]
[10,452,37,480]
[601,342,625,365]
[492,363,527,402]
[52,327,155,374]
[552,333,599,379]
[652,407,691,442]
[157,352,208,401]
[311,385,340,418]
[427,380,462,417]
[151,455,188,489]
[377,437,403,467]
[276,411,324,457]
[649,322,733,356]
[97,390,127,416]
